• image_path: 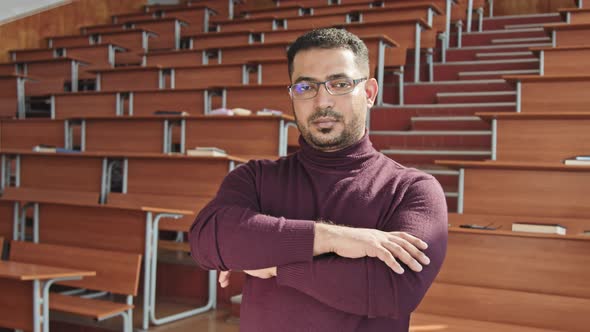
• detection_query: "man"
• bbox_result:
[190,28,448,331]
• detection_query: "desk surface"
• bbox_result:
[0,261,96,281]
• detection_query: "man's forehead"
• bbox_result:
[291,48,360,80]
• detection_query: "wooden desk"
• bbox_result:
[0,261,94,332]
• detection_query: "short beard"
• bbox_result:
[294,106,364,151]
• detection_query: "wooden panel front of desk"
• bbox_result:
[462,167,590,219]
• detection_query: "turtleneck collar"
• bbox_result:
[296,132,378,171]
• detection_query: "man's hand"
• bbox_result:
[314,223,430,274]
[218,267,277,288]
[244,266,277,279]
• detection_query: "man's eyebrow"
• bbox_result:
[293,73,351,83]
[293,76,317,83]
[326,73,350,80]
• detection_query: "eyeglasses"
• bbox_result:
[288,77,367,100]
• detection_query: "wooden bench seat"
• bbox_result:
[531,45,590,76]
[145,40,289,66]
[504,75,590,113]
[113,5,213,35]
[64,114,298,157]
[10,241,141,331]
[47,29,157,53]
[52,85,293,119]
[1,57,87,96]
[50,293,133,320]
[476,112,590,162]
[9,44,126,71]
[81,18,187,50]
[3,196,191,330]
[91,59,288,91]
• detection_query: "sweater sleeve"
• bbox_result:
[275,177,448,319]
[189,161,316,271]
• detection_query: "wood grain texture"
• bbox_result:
[437,231,590,298]
[555,28,590,47]
[541,48,590,75]
[174,65,244,89]
[185,117,282,157]
[0,119,64,149]
[0,276,34,331]
[11,240,140,296]
[19,154,103,193]
[84,118,164,153]
[39,203,146,254]
[0,0,146,62]
[222,85,292,115]
[463,167,590,219]
[491,0,576,16]
[100,68,161,91]
[0,202,14,241]
[496,118,590,162]
[54,92,118,119]
[417,282,590,331]
[126,157,229,197]
[133,90,206,116]
[520,78,590,112]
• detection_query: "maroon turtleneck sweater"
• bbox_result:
[190,134,448,331]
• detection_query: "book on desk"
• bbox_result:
[512,222,567,235]
[186,147,227,157]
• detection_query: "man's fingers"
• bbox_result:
[219,271,231,288]
[394,232,429,250]
[376,247,404,274]
[390,233,431,266]
[383,241,423,272]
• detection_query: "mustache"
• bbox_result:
[308,108,343,122]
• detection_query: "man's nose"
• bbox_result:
[313,83,334,109]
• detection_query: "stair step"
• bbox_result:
[491,37,552,44]
[482,13,562,30]
[370,105,514,131]
[475,51,534,58]
[432,59,539,80]
[458,69,539,80]
[504,23,553,29]
[436,91,516,104]
[449,43,552,51]
[410,116,489,131]
[446,44,549,61]
[400,80,513,104]
[435,59,538,66]
[451,29,548,47]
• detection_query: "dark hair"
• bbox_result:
[287,28,370,79]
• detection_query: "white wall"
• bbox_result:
[0,0,70,25]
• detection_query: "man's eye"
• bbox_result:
[332,81,352,88]
[295,83,313,93]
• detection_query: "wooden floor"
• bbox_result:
[44,304,565,332]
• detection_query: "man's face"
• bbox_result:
[290,48,378,152]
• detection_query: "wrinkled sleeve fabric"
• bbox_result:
[189,161,315,271]
[276,178,448,319]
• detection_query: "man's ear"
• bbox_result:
[365,78,379,108]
